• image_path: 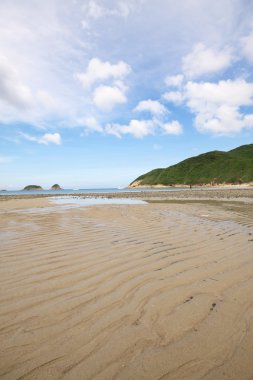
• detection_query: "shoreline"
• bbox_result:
[1,187,253,202]
[128,182,253,189]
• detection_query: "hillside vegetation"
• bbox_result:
[130,144,253,187]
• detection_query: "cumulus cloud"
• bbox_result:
[194,105,253,134]
[92,85,127,111]
[134,99,168,115]
[0,55,33,109]
[104,95,183,138]
[41,133,61,145]
[105,117,183,138]
[76,58,131,88]
[185,79,253,109]
[22,132,61,145]
[1,0,253,143]
[78,116,103,132]
[163,91,184,105]
[160,120,183,135]
[165,74,184,87]
[241,30,253,63]
[106,119,155,138]
[165,78,253,134]
[182,43,233,78]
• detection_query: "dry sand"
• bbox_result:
[1,195,253,379]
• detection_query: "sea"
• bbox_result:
[0,187,190,196]
[0,185,251,196]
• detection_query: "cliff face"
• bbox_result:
[129,144,253,187]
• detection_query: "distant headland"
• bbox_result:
[129,144,253,188]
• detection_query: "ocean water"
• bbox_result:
[0,187,189,196]
[0,185,251,196]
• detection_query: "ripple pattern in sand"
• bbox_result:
[0,202,253,380]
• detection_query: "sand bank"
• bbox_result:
[1,197,253,379]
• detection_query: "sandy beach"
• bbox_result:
[1,191,253,379]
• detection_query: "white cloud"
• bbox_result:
[0,0,252,142]
[185,79,253,109]
[182,43,233,78]
[22,132,61,145]
[105,117,183,138]
[163,77,253,135]
[194,105,253,134]
[41,133,61,145]
[0,55,33,109]
[106,119,155,138]
[135,99,168,115]
[184,79,253,134]
[92,85,127,111]
[36,90,59,111]
[78,116,103,132]
[163,91,184,105]
[160,120,183,135]
[165,74,184,87]
[76,58,131,88]
[241,31,253,63]
[0,55,62,125]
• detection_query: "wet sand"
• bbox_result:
[1,188,253,202]
[1,196,253,379]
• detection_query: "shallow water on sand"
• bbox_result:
[50,196,147,206]
[11,197,147,214]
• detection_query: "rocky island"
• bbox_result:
[23,185,43,191]
[51,184,62,190]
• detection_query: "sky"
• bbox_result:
[0,0,253,189]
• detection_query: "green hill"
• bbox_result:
[129,144,253,187]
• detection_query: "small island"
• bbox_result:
[23,185,43,191]
[51,184,62,190]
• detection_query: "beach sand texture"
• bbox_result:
[1,198,253,379]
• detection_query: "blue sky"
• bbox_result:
[0,0,253,189]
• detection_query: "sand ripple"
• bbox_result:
[0,200,253,379]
